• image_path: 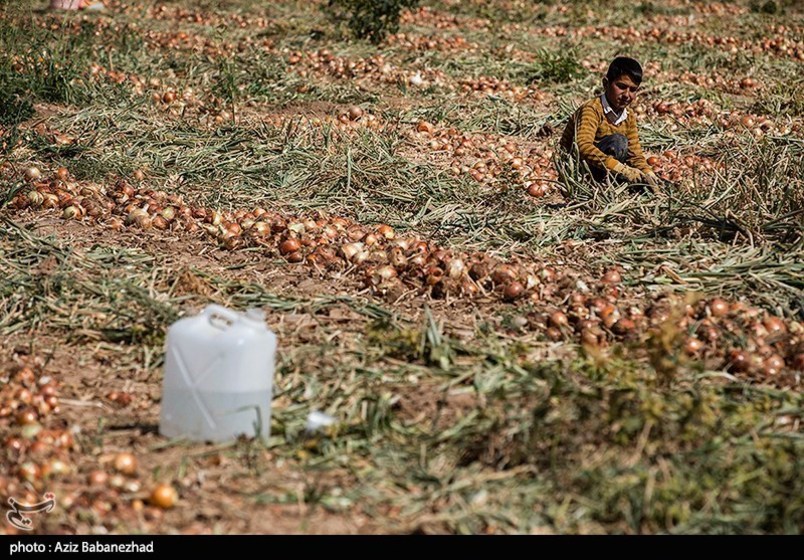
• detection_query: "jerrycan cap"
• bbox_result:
[242,307,266,327]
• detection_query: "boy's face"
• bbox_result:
[603,74,639,112]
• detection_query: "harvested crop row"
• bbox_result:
[7,167,802,385]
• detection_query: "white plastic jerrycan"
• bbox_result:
[159,304,276,443]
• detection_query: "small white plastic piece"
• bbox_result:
[305,411,336,433]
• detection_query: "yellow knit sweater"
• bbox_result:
[560,97,652,174]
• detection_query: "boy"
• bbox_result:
[560,56,659,187]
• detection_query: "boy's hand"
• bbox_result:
[612,162,642,182]
[642,172,660,187]
[642,171,663,194]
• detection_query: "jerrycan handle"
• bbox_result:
[201,304,241,331]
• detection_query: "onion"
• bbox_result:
[545,327,563,341]
[330,216,349,229]
[16,408,38,426]
[201,223,218,236]
[288,222,305,234]
[5,437,24,454]
[18,462,41,483]
[346,226,365,241]
[548,311,568,329]
[469,261,489,281]
[42,458,71,479]
[160,206,176,222]
[207,210,223,226]
[55,189,73,207]
[322,225,339,239]
[279,238,301,255]
[368,247,388,264]
[14,366,36,384]
[539,267,556,282]
[129,211,152,230]
[15,387,33,404]
[461,278,479,296]
[43,193,60,208]
[149,483,178,509]
[727,350,750,373]
[426,267,444,286]
[409,254,426,268]
[80,185,99,197]
[491,265,517,285]
[527,183,546,198]
[503,281,524,301]
[27,190,45,207]
[580,329,600,346]
[125,207,146,225]
[87,470,109,486]
[376,265,397,281]
[762,316,786,334]
[709,298,730,317]
[446,258,465,279]
[224,222,242,236]
[83,203,102,219]
[340,242,364,261]
[377,224,395,239]
[597,304,619,327]
[684,337,703,355]
[106,217,125,231]
[252,221,271,236]
[411,241,429,254]
[24,166,41,181]
[347,106,363,120]
[62,205,84,220]
[152,216,169,230]
[416,121,434,135]
[113,452,137,476]
[762,355,784,376]
[431,249,449,264]
[389,247,407,268]
[353,250,370,265]
[612,318,635,335]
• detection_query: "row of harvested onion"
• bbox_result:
[7,166,803,382]
[527,24,804,61]
[411,120,726,194]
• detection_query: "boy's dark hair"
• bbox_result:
[606,57,643,85]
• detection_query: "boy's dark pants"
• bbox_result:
[590,133,628,181]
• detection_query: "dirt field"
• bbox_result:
[0,0,802,534]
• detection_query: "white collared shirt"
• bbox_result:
[600,93,628,126]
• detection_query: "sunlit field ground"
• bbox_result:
[1,0,802,534]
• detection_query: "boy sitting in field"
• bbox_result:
[560,56,659,188]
